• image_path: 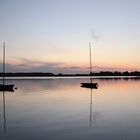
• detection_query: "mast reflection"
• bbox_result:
[2,90,6,134]
[81,84,98,127]
[89,88,93,127]
[89,87,98,127]
[1,89,14,134]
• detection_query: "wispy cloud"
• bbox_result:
[0,57,86,73]
[89,29,100,42]
[0,57,138,74]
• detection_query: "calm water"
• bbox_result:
[0,77,140,140]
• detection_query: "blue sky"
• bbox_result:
[0,0,140,73]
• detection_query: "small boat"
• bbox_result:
[81,82,98,89]
[81,42,98,89]
[0,43,14,92]
[0,85,14,92]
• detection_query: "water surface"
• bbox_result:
[0,78,140,140]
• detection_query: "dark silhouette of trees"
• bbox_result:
[0,71,140,77]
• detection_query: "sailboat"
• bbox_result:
[81,42,98,89]
[0,43,14,91]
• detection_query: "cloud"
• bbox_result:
[89,29,100,42]
[0,57,137,74]
[0,58,88,73]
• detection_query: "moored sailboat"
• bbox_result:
[81,42,98,89]
[0,43,14,92]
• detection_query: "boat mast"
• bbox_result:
[3,42,5,86]
[89,42,92,82]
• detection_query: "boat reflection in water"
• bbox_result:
[81,82,98,127]
[2,90,7,134]
[1,89,14,134]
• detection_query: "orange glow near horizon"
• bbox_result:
[0,54,139,72]
[0,40,139,72]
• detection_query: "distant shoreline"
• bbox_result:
[0,76,140,81]
[0,71,140,77]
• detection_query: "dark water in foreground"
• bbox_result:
[0,78,140,140]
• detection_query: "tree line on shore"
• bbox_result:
[0,71,140,77]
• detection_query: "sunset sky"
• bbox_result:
[0,0,140,73]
